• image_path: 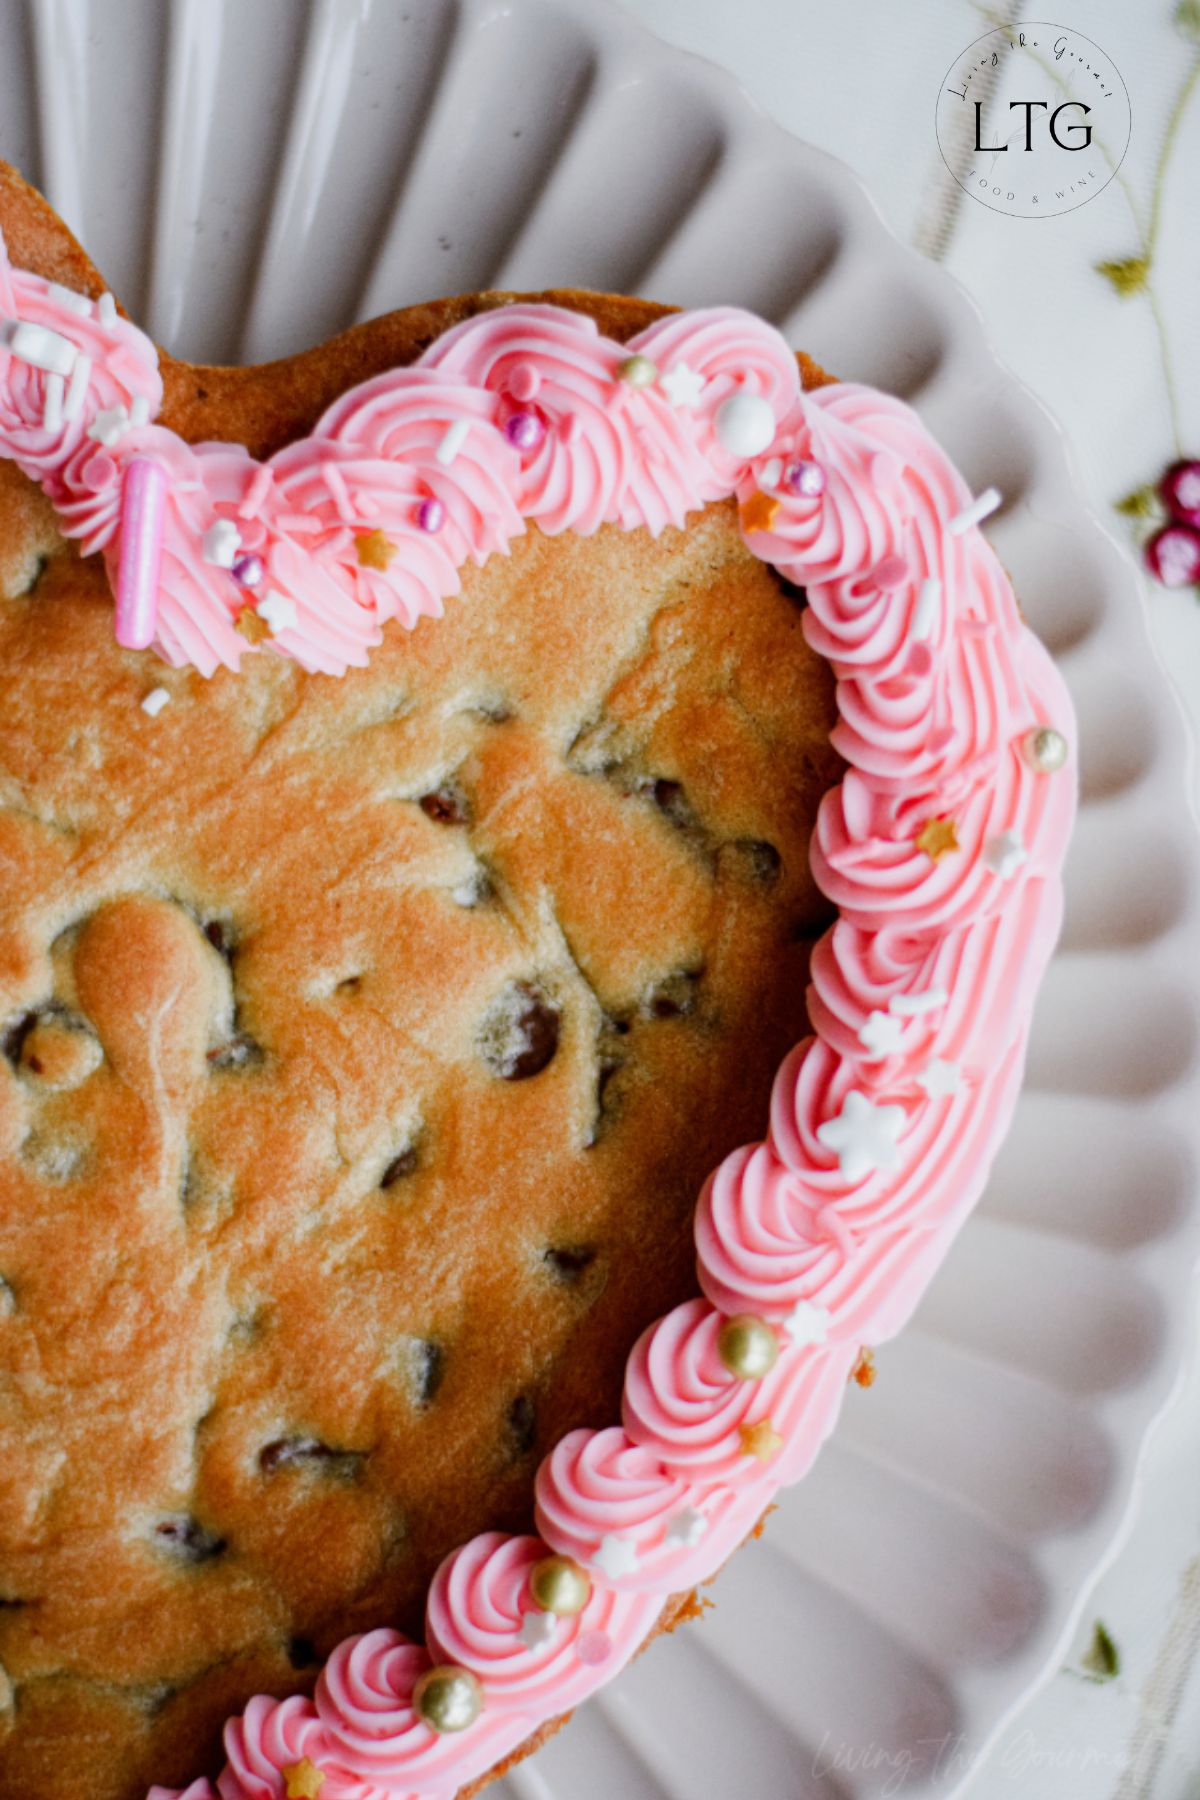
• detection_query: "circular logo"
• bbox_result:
[935,23,1130,219]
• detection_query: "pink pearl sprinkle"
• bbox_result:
[907,642,934,678]
[80,450,117,492]
[417,497,445,533]
[505,410,546,453]
[576,1631,613,1666]
[508,361,541,403]
[872,554,909,590]
[114,457,166,650]
[783,459,825,498]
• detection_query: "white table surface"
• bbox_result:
[615,2,1200,1795]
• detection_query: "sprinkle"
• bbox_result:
[664,1507,708,1548]
[130,394,151,427]
[42,372,64,434]
[948,485,1002,535]
[281,1761,325,1800]
[783,1299,831,1346]
[504,410,545,453]
[739,490,780,535]
[97,291,118,328]
[858,1010,904,1060]
[659,360,706,408]
[231,552,264,588]
[322,460,355,520]
[48,281,93,317]
[436,417,470,466]
[592,1534,640,1579]
[917,1058,961,1098]
[508,361,541,402]
[140,687,171,717]
[256,590,298,636]
[852,1348,877,1388]
[202,519,241,568]
[88,405,132,448]
[910,577,941,641]
[871,553,908,590]
[617,353,658,388]
[1021,725,1069,773]
[760,456,783,489]
[739,1418,783,1462]
[714,391,777,459]
[114,459,167,651]
[63,352,91,420]
[240,464,274,518]
[916,816,959,862]
[983,828,1028,879]
[416,497,445,534]
[889,988,948,1018]
[518,1609,558,1649]
[4,319,77,376]
[576,1630,614,1666]
[816,1090,905,1184]
[357,529,397,569]
[235,607,270,644]
[782,458,826,498]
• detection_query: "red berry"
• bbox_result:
[1160,460,1200,529]
[1145,523,1200,589]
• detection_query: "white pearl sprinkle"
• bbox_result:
[256,590,298,636]
[816,1091,906,1184]
[436,417,470,466]
[858,1010,904,1060]
[140,687,171,717]
[714,391,777,459]
[948,486,1002,535]
[593,1534,640,1579]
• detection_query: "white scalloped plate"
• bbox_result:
[2,2,1198,1796]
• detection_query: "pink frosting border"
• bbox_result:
[0,238,1076,1800]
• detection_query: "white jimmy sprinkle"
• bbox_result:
[5,319,77,377]
[518,1609,558,1650]
[664,1507,708,1548]
[97,291,118,328]
[87,405,132,447]
[435,417,470,466]
[593,1533,640,1580]
[888,987,948,1018]
[256,591,298,636]
[140,687,171,717]
[983,829,1028,879]
[910,576,941,642]
[131,394,151,427]
[760,456,784,490]
[917,1058,961,1099]
[858,1010,904,1060]
[48,281,93,318]
[658,360,706,409]
[42,372,64,434]
[816,1091,906,1185]
[63,352,91,421]
[783,1298,831,1347]
[948,485,1002,536]
[202,519,242,568]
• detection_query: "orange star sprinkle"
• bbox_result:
[739,490,781,535]
[853,1348,877,1388]
[282,1759,326,1800]
[739,1418,783,1463]
[234,606,270,645]
[356,529,397,571]
[916,816,960,863]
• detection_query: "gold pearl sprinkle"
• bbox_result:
[616,353,658,388]
[717,1315,781,1381]
[413,1665,483,1734]
[1022,725,1069,773]
[529,1554,592,1616]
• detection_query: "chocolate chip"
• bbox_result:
[153,1516,226,1564]
[410,1340,445,1406]
[288,1637,318,1669]
[207,1032,264,1071]
[543,1245,596,1283]
[335,974,363,997]
[720,838,783,885]
[507,1395,537,1458]
[202,919,236,961]
[480,981,561,1081]
[259,1436,363,1479]
[643,969,701,1020]
[0,1276,14,1316]
[380,1145,418,1188]
[419,784,469,825]
[2,1010,37,1067]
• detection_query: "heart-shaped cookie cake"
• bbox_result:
[0,162,1075,1800]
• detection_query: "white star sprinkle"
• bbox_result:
[87,405,132,447]
[256,590,298,636]
[664,1507,708,1548]
[858,1010,904,1060]
[592,1534,640,1579]
[518,1609,558,1649]
[658,361,706,409]
[816,1091,905,1184]
[202,519,242,568]
[140,687,170,717]
[917,1058,961,1099]
[783,1299,831,1346]
[983,829,1028,879]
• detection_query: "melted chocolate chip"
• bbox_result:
[507,1395,537,1458]
[480,981,561,1081]
[2,1011,37,1067]
[259,1436,363,1479]
[410,1340,445,1406]
[207,1033,264,1071]
[419,785,469,826]
[202,919,236,961]
[720,838,783,886]
[543,1245,596,1283]
[153,1516,226,1564]
[643,969,701,1020]
[380,1145,419,1188]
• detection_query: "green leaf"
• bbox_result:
[1095,256,1150,296]
[1175,0,1200,43]
[1080,1620,1121,1682]
[1114,484,1159,519]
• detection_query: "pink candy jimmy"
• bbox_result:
[0,230,1077,1800]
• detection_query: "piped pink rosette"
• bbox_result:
[0,234,1075,1800]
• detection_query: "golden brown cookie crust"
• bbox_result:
[0,160,839,1800]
